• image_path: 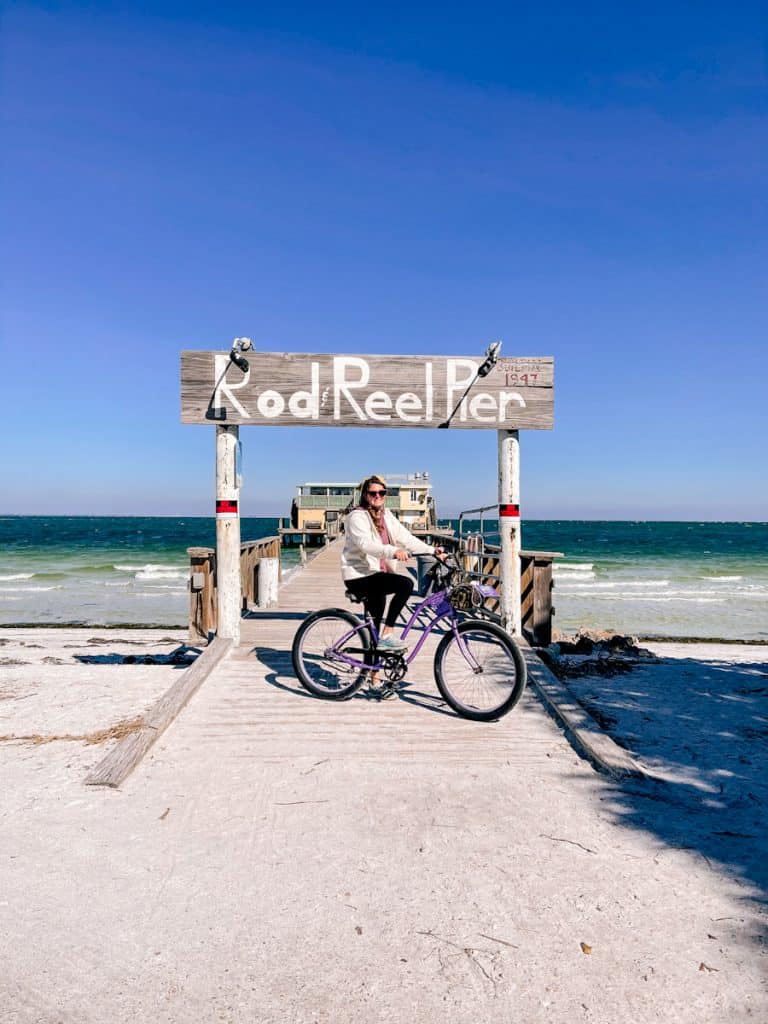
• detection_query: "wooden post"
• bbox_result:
[188,546,216,642]
[497,429,521,636]
[216,425,241,642]
[257,557,279,608]
[532,556,554,647]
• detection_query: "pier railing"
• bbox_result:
[188,536,281,641]
[453,505,561,646]
[455,540,559,647]
[189,533,558,647]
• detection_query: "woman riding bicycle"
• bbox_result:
[293,477,526,716]
[342,475,444,662]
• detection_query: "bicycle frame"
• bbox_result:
[328,584,480,674]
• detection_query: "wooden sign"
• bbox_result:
[180,351,554,430]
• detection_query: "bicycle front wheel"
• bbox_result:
[292,608,371,700]
[434,620,526,721]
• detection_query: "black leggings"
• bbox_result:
[345,572,414,635]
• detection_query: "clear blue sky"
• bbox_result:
[2,1,766,519]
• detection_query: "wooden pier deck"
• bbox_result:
[224,539,567,768]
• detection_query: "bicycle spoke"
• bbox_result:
[434,621,526,720]
[292,610,371,699]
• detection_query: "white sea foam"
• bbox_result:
[597,595,721,604]
[0,573,34,581]
[555,562,594,572]
[701,575,743,581]
[558,580,671,590]
[136,583,187,591]
[561,585,766,602]
[135,569,187,581]
[115,563,186,574]
[0,585,59,593]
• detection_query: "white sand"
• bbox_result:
[0,628,766,1022]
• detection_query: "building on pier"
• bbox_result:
[279,472,441,547]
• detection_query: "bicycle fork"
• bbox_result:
[452,622,483,673]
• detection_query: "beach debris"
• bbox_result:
[543,631,657,680]
[0,715,144,747]
[541,834,597,854]
[416,930,500,989]
[73,644,199,666]
[355,926,363,935]
[698,962,719,972]
[553,629,656,656]
[274,799,330,805]
[478,933,519,949]
[82,636,182,646]
[580,942,593,955]
[159,807,170,821]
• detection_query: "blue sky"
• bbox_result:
[2,1,766,519]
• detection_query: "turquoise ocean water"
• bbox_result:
[0,517,766,640]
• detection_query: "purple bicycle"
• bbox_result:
[290,557,527,721]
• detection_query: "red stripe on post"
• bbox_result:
[499,503,520,518]
[216,500,238,514]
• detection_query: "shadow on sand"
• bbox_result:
[564,653,768,940]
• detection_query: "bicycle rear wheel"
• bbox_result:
[434,620,526,721]
[292,608,372,700]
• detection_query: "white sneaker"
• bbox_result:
[377,634,407,652]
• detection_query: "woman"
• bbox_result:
[341,475,444,669]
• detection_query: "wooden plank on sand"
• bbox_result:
[84,636,234,788]
[520,640,647,780]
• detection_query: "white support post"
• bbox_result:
[215,425,241,643]
[257,557,279,609]
[497,429,521,637]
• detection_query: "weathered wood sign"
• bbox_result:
[180,351,554,429]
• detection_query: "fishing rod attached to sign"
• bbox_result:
[437,340,502,428]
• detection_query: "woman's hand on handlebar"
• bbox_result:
[393,548,410,562]
[434,546,448,561]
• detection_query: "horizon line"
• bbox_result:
[1,513,766,525]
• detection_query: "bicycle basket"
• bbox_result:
[449,582,482,611]
[448,580,498,611]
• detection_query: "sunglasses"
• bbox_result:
[367,488,387,497]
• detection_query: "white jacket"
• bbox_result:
[341,508,436,581]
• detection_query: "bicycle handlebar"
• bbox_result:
[425,552,462,587]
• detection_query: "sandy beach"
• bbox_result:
[1,626,766,1023]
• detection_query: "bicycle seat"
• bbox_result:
[345,590,365,604]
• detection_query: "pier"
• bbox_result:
[186,534,560,648]
[87,538,627,789]
[87,537,616,788]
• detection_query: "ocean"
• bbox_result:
[0,517,766,641]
